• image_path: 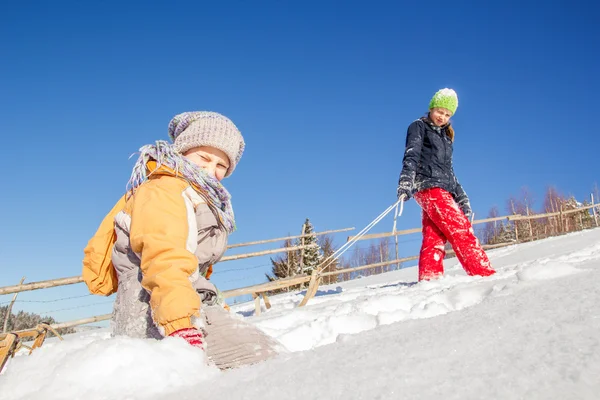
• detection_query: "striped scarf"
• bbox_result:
[126,140,236,233]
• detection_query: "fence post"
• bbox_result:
[3,277,26,333]
[526,206,533,241]
[285,244,291,292]
[559,205,564,233]
[592,194,599,227]
[298,223,306,272]
[252,293,261,316]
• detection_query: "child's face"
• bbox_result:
[429,108,453,126]
[183,146,231,181]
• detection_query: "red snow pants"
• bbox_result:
[414,188,495,281]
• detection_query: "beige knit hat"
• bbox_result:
[168,111,245,177]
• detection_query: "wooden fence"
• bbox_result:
[2,201,599,331]
[0,227,354,297]
[0,227,354,331]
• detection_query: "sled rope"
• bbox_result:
[298,196,405,307]
[316,197,405,274]
[392,198,405,266]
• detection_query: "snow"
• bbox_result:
[1,331,218,399]
[2,229,600,399]
[433,87,458,101]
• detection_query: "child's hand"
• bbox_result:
[397,181,412,200]
[460,202,472,220]
[169,327,205,350]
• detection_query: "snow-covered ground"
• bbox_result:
[1,229,599,399]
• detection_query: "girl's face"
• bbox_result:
[183,146,230,181]
[429,108,453,126]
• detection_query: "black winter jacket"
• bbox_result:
[398,117,468,206]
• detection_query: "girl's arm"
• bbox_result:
[398,120,425,196]
[453,178,472,217]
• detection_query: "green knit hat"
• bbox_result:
[429,88,458,115]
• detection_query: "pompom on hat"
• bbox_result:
[168,111,245,177]
[429,88,459,115]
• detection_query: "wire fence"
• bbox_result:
[0,294,93,306]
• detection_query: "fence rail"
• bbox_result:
[510,203,598,221]
[0,228,354,296]
[2,200,599,332]
[226,227,355,249]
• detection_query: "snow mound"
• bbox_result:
[255,275,504,351]
[2,229,600,400]
[517,262,582,281]
[0,334,218,400]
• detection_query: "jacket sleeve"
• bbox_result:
[453,178,469,205]
[398,120,425,189]
[129,179,201,336]
[82,195,127,296]
[453,176,472,216]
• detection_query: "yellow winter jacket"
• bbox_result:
[83,162,228,336]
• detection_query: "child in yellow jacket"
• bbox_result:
[83,111,244,350]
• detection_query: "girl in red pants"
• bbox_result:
[396,89,495,281]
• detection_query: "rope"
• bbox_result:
[314,196,406,276]
[37,323,64,341]
[392,197,405,267]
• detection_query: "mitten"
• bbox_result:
[397,181,412,200]
[169,327,205,350]
[460,201,472,219]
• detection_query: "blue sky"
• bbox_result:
[1,0,598,322]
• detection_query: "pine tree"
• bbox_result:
[581,201,595,228]
[266,238,300,282]
[0,306,75,338]
[496,222,516,243]
[299,218,322,275]
[484,219,515,245]
[318,234,340,285]
[563,196,594,231]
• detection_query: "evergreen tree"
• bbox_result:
[318,234,339,284]
[563,196,594,231]
[495,222,516,243]
[299,218,322,275]
[266,238,300,282]
[580,200,595,228]
[0,306,75,338]
[265,219,324,291]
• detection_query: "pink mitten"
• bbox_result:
[169,328,204,350]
